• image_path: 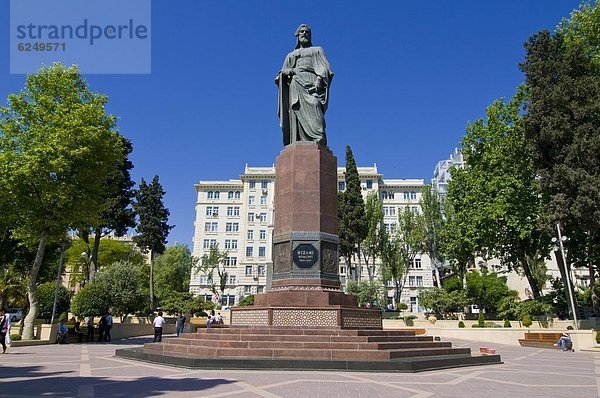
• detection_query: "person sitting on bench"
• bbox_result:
[56,320,68,344]
[554,326,574,351]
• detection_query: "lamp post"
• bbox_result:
[552,223,578,330]
[50,241,67,324]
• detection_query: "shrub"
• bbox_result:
[595,330,600,344]
[458,321,465,328]
[477,313,485,328]
[403,315,417,326]
[522,314,532,328]
[71,283,111,317]
[396,302,408,311]
[484,321,502,328]
[238,295,254,307]
[10,333,21,341]
[503,319,511,328]
[37,282,71,321]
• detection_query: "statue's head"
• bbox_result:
[295,24,312,49]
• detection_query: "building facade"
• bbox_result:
[190,164,435,311]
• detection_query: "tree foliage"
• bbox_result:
[338,146,367,280]
[362,192,384,281]
[133,175,173,309]
[95,260,147,320]
[159,291,209,316]
[154,244,196,301]
[420,186,446,284]
[465,270,518,313]
[198,245,229,304]
[0,64,125,338]
[346,279,384,306]
[71,283,111,318]
[446,88,548,298]
[37,281,70,322]
[418,287,467,318]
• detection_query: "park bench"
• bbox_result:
[518,332,572,350]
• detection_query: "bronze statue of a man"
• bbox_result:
[276,24,334,147]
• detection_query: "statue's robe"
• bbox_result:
[276,46,333,146]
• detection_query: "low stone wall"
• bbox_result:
[384,320,597,352]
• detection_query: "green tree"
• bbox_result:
[37,281,70,322]
[159,291,207,316]
[420,186,446,287]
[154,243,196,301]
[338,146,367,281]
[559,1,600,69]
[465,270,518,313]
[71,283,111,318]
[0,64,124,339]
[346,279,384,306]
[198,245,229,304]
[521,21,600,310]
[418,288,467,318]
[95,260,147,321]
[362,192,384,281]
[65,237,146,289]
[447,88,547,298]
[133,175,173,310]
[79,136,136,284]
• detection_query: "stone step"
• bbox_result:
[194,328,418,337]
[160,338,450,351]
[148,342,469,362]
[179,332,432,344]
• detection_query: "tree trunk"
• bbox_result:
[89,227,102,282]
[23,226,49,340]
[588,261,599,317]
[520,257,542,299]
[149,250,154,311]
[356,244,362,282]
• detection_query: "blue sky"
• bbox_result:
[0,0,584,246]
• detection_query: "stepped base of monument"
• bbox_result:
[230,305,382,329]
[115,327,502,373]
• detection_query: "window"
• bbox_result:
[227,206,234,216]
[257,286,264,293]
[388,191,395,199]
[261,180,268,189]
[234,191,241,199]
[258,247,266,257]
[199,275,208,284]
[381,191,388,199]
[221,294,235,306]
[338,181,346,191]
[224,239,238,249]
[244,285,252,294]
[384,206,396,217]
[340,266,346,274]
[247,230,254,240]
[207,191,214,199]
[246,247,253,257]
[258,213,267,222]
[203,239,217,249]
[410,191,417,200]
[228,191,234,199]
[258,265,265,276]
[366,179,373,189]
[414,258,422,269]
[224,256,237,266]
[228,275,237,285]
[248,213,255,222]
[259,230,266,240]
[248,196,255,205]
[260,196,267,205]
[409,276,416,286]
[225,222,239,232]
[206,206,218,216]
[403,191,410,200]
[204,294,212,302]
[416,276,423,286]
[249,180,256,189]
[204,222,218,232]
[245,266,253,276]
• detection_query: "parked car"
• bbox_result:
[7,308,23,322]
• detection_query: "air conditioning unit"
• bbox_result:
[262,189,269,195]
[212,213,218,218]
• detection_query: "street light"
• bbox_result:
[551,223,578,330]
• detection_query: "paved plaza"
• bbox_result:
[1,336,599,397]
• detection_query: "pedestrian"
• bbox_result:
[73,319,84,343]
[214,312,223,325]
[56,319,68,344]
[176,312,186,336]
[153,311,166,343]
[104,312,113,342]
[0,308,9,354]
[554,326,574,351]
[206,315,212,329]
[86,316,95,342]
[97,315,107,342]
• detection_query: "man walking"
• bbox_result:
[0,308,9,353]
[104,312,113,342]
[176,312,185,336]
[153,311,166,343]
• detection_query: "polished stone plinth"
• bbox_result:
[116,327,502,372]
